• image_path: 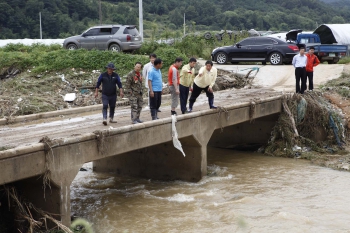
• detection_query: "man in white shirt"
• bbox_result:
[142,54,161,112]
[292,47,308,94]
[142,53,157,89]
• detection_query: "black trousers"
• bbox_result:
[306,71,314,90]
[179,84,190,113]
[149,91,162,110]
[295,67,307,94]
[189,83,214,104]
[102,94,116,119]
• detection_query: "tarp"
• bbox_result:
[314,24,350,45]
[171,115,186,157]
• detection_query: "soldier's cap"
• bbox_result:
[105,63,116,70]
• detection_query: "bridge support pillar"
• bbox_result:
[94,135,206,182]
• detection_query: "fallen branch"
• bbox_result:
[282,98,299,137]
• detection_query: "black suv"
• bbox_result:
[211,37,299,65]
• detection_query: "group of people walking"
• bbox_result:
[293,46,320,94]
[95,54,218,125]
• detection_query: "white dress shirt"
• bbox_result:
[292,54,308,68]
[142,62,154,88]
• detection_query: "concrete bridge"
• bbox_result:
[0,92,282,226]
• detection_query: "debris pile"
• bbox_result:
[265,91,346,158]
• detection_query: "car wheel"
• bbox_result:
[216,52,228,64]
[67,43,77,50]
[269,52,282,65]
[109,44,121,52]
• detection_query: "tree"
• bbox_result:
[169,9,183,27]
[331,16,345,24]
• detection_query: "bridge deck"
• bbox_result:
[0,88,281,149]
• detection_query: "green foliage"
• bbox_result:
[0,0,350,39]
[323,71,350,98]
[154,47,189,74]
[338,56,350,65]
[0,45,149,76]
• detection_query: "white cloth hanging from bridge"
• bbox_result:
[171,115,186,157]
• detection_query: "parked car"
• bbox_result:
[63,25,142,52]
[286,29,348,64]
[211,37,299,65]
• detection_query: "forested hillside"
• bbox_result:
[0,0,349,39]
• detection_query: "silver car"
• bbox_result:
[63,25,142,52]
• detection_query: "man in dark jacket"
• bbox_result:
[95,63,124,125]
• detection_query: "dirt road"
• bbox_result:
[203,61,345,92]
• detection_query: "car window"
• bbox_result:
[123,27,139,36]
[84,28,99,36]
[239,38,255,46]
[300,38,308,43]
[112,27,120,34]
[309,37,316,43]
[98,28,112,35]
[258,38,278,45]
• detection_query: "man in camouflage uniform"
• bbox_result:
[125,62,144,124]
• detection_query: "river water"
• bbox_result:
[71,147,350,233]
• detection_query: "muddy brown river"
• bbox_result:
[71,147,350,233]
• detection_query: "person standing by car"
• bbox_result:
[292,47,308,94]
[179,57,197,114]
[188,61,218,112]
[305,46,320,91]
[125,62,144,124]
[148,59,163,120]
[95,63,124,125]
[168,57,183,115]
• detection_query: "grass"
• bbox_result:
[338,56,350,64]
[323,72,350,97]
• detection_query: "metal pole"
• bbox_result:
[183,13,186,36]
[39,12,42,39]
[139,0,143,41]
[99,0,102,25]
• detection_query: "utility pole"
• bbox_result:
[39,12,42,39]
[99,0,102,25]
[183,13,186,36]
[139,0,143,41]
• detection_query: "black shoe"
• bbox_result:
[103,119,107,125]
[171,111,177,115]
[136,118,143,123]
[157,109,161,112]
[208,98,217,109]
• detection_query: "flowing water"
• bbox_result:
[71,147,350,233]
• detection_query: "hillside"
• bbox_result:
[320,0,350,12]
[0,0,349,39]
